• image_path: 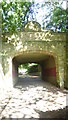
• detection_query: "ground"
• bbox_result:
[0,74,68,119]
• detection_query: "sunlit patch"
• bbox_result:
[0,75,67,118]
[62,1,66,10]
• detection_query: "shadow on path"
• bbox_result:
[0,75,67,119]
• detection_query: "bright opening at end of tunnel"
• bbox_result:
[18,63,41,79]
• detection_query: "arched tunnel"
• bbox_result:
[12,51,57,87]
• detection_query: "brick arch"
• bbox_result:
[12,51,59,87]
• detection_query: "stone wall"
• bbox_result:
[0,21,67,89]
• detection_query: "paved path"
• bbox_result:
[0,75,68,119]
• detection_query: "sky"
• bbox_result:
[5,0,67,10]
[34,0,66,9]
[1,0,66,10]
[30,0,67,28]
[62,0,66,9]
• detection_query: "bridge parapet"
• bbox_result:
[1,32,66,58]
[2,31,66,43]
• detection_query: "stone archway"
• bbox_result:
[12,51,58,86]
[1,21,67,89]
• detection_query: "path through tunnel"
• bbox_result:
[18,62,41,80]
[12,51,57,87]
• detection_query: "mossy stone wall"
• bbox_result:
[0,22,67,89]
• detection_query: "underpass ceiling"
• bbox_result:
[14,52,49,65]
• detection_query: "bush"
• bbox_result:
[28,64,38,73]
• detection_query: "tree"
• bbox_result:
[2,1,34,34]
[25,1,68,32]
[46,6,68,32]
[2,1,68,33]
[19,63,39,74]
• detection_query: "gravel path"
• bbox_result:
[0,75,68,119]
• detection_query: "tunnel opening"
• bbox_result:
[17,63,42,85]
[12,52,58,87]
[18,63,41,77]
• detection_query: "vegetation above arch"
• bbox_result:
[2,1,34,34]
[1,0,68,34]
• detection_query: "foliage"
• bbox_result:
[2,1,68,34]
[46,7,68,32]
[19,63,39,74]
[20,63,29,70]
[2,1,34,34]
[27,64,38,73]
[26,1,68,32]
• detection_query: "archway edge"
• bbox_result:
[12,51,57,64]
[12,50,59,87]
